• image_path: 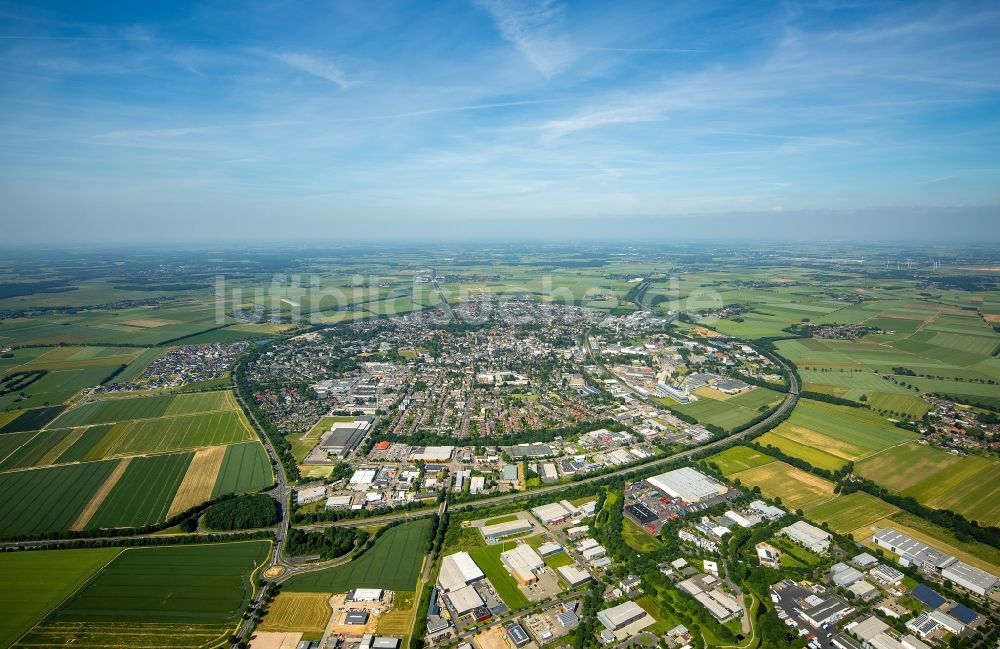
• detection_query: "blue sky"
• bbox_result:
[1,0,999,242]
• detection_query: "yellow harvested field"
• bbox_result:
[167,445,227,517]
[377,592,416,635]
[693,387,736,401]
[259,593,333,634]
[71,457,132,531]
[733,461,836,510]
[249,631,304,649]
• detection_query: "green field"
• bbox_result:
[18,542,271,647]
[623,518,662,552]
[0,406,67,433]
[804,492,900,535]
[0,366,118,411]
[285,519,432,593]
[0,461,118,538]
[857,442,1000,525]
[86,452,194,530]
[468,542,530,609]
[0,547,121,648]
[211,441,274,496]
[83,410,254,459]
[756,399,918,471]
[51,391,236,428]
[0,427,82,471]
[732,460,836,510]
[670,387,782,431]
[707,445,775,475]
[114,348,167,382]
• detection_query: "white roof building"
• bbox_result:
[409,446,455,462]
[782,520,832,553]
[597,601,652,632]
[350,468,377,485]
[532,501,573,524]
[447,585,484,614]
[438,552,485,593]
[940,560,998,596]
[557,564,592,587]
[647,467,728,503]
[500,544,545,584]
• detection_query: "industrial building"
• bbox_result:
[872,529,956,571]
[500,544,545,585]
[781,520,832,553]
[319,417,373,457]
[348,588,384,602]
[532,501,575,525]
[799,596,854,627]
[438,552,485,593]
[344,611,370,625]
[596,601,653,632]
[940,560,999,596]
[557,564,591,587]
[646,467,728,503]
[830,562,865,588]
[537,542,562,556]
[409,446,455,462]
[447,585,485,615]
[480,518,534,542]
[505,623,531,647]
[503,443,557,459]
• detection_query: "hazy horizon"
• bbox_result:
[2,0,999,244]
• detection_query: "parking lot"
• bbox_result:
[770,582,837,649]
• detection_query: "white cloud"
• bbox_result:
[272,52,354,88]
[475,0,576,78]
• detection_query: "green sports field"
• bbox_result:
[285,519,432,593]
[0,547,121,648]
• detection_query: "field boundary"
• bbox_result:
[167,446,227,518]
[71,457,132,531]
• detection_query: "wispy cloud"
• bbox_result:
[271,51,355,88]
[475,0,575,78]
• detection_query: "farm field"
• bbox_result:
[755,399,918,471]
[114,347,167,382]
[0,427,84,471]
[731,460,836,510]
[856,442,1000,526]
[0,366,119,410]
[259,592,334,633]
[285,519,432,593]
[85,452,193,530]
[0,547,121,649]
[670,387,782,431]
[804,492,899,535]
[211,441,273,496]
[0,405,66,432]
[0,460,118,538]
[50,390,238,428]
[82,410,254,459]
[20,541,271,649]
[706,446,775,475]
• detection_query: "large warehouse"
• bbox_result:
[596,601,652,632]
[438,551,485,593]
[872,529,956,571]
[646,467,729,503]
[500,544,545,585]
[941,560,999,596]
